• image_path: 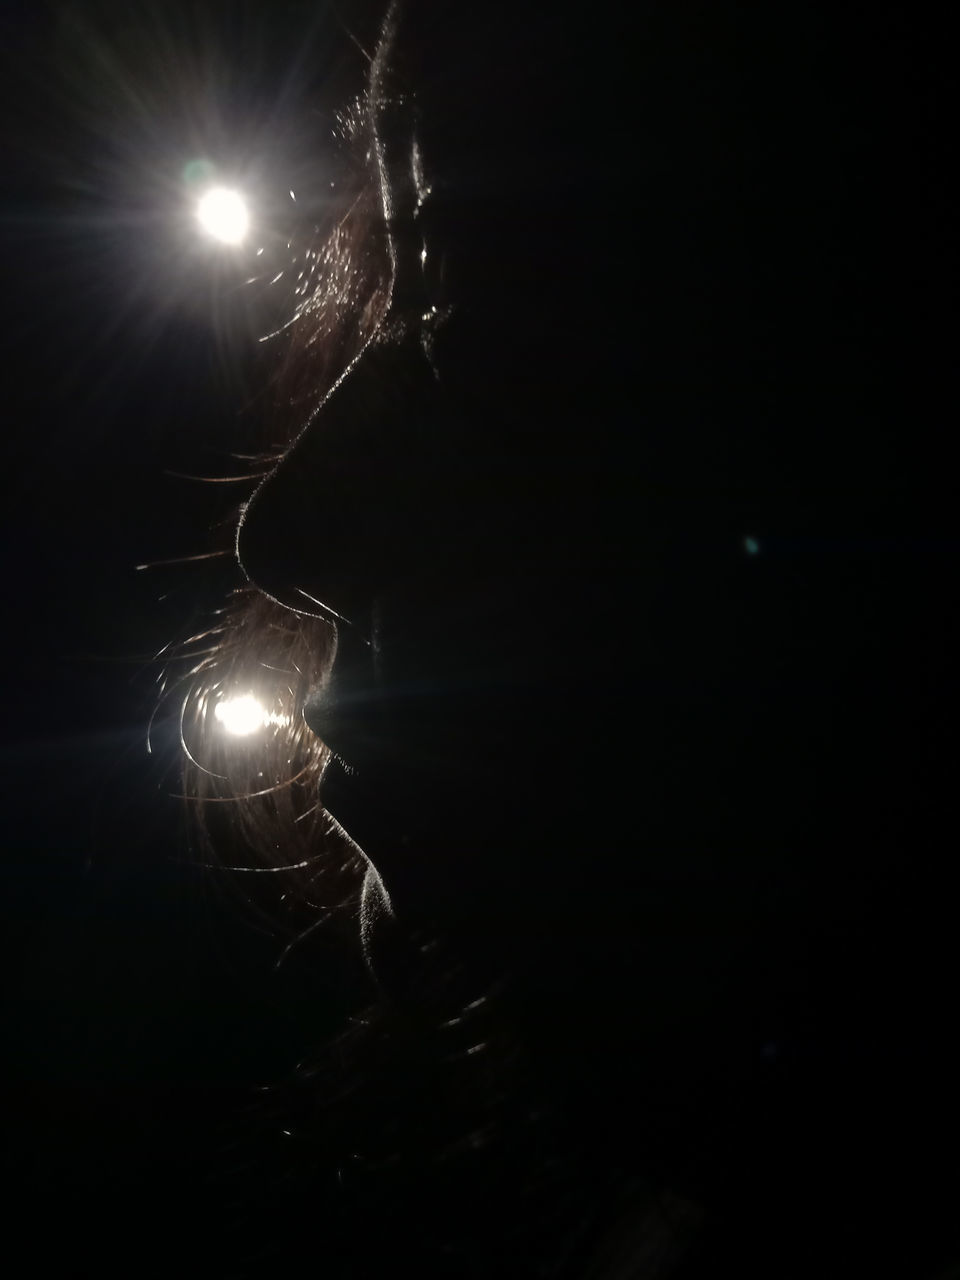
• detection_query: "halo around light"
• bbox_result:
[196,186,249,245]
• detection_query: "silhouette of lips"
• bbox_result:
[317,736,408,861]
[302,621,377,764]
[303,622,401,851]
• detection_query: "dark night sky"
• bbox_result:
[0,1,957,1275]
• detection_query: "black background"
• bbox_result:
[0,1,957,1275]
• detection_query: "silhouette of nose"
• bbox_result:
[236,337,441,625]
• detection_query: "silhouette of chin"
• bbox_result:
[359,860,416,997]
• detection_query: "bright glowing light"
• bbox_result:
[215,694,266,736]
[197,186,249,245]
[213,694,293,736]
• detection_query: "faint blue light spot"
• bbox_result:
[183,158,215,187]
[743,536,760,556]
